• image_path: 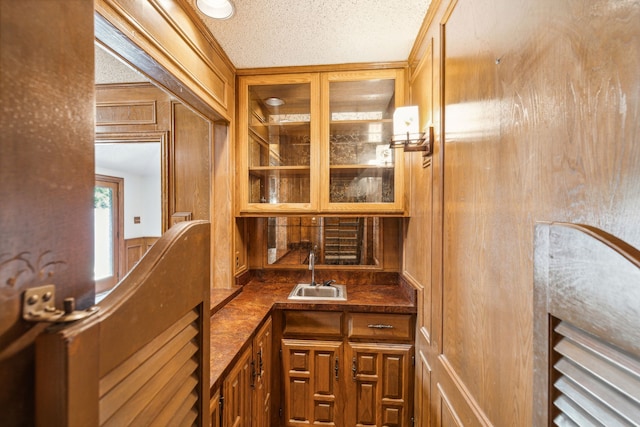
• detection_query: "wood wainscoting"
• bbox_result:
[124,237,160,276]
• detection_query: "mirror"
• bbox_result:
[266,217,381,266]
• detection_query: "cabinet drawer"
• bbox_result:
[283,310,343,338]
[347,313,413,341]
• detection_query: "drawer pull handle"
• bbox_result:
[367,324,394,329]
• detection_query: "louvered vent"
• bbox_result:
[98,309,202,426]
[551,320,640,426]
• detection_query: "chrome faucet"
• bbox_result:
[308,245,317,286]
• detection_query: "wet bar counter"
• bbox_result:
[208,271,416,393]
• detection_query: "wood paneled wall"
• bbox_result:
[0,1,95,424]
[95,0,237,288]
[95,0,235,121]
[96,82,235,289]
[406,0,640,425]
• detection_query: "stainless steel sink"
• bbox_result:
[287,283,347,301]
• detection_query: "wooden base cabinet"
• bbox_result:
[252,318,272,427]
[213,317,273,427]
[281,339,345,426]
[281,311,414,427]
[346,343,413,427]
[210,387,221,427]
[223,346,253,427]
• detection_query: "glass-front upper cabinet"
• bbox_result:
[237,69,405,215]
[321,70,405,213]
[238,74,320,214]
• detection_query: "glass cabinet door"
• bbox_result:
[323,70,405,212]
[239,74,320,213]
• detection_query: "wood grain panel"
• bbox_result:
[346,343,412,427]
[222,346,252,427]
[36,221,210,426]
[1,1,95,424]
[95,83,172,133]
[438,385,463,427]
[142,372,198,425]
[421,0,640,424]
[406,2,447,422]
[172,102,211,222]
[533,223,640,425]
[283,310,343,338]
[415,348,432,427]
[99,310,197,396]
[124,237,159,274]
[99,331,198,422]
[403,36,434,335]
[213,122,235,287]
[347,313,413,341]
[253,318,272,427]
[209,387,221,427]
[281,339,344,426]
[96,101,156,126]
[100,330,198,425]
[95,0,234,119]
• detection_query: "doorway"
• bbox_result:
[94,174,124,293]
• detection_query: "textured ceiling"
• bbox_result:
[95,44,149,84]
[185,0,432,69]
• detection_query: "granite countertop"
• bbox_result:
[208,272,416,394]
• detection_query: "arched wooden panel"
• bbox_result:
[35,220,210,427]
[534,222,640,425]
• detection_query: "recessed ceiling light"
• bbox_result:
[196,0,235,20]
[265,97,285,107]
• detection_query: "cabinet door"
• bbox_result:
[321,69,406,214]
[253,317,272,427]
[223,346,253,427]
[210,387,221,427]
[238,74,320,214]
[281,339,344,426]
[346,343,413,427]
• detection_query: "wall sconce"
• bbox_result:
[389,105,433,156]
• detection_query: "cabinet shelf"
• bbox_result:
[329,165,394,176]
[249,166,311,179]
[330,118,392,125]
[239,69,405,215]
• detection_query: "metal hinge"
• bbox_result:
[279,407,283,418]
[219,395,224,411]
[22,284,99,323]
[411,416,415,426]
[412,355,415,367]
